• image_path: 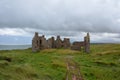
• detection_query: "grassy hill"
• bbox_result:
[0,44,120,80]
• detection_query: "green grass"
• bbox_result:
[0,44,120,80]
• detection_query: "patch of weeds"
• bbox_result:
[94,61,117,67]
[51,60,66,69]
[0,61,9,68]
[0,56,12,62]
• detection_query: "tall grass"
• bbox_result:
[0,44,120,80]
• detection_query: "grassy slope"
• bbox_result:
[0,44,120,80]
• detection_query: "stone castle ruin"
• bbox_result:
[71,33,90,53]
[32,32,90,53]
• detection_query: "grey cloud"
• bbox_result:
[0,0,120,35]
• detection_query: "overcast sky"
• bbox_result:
[0,0,120,44]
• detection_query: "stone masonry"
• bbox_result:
[55,36,63,48]
[32,32,90,53]
[71,33,90,53]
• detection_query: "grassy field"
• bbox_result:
[0,44,120,80]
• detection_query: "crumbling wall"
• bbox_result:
[38,35,48,49]
[63,38,70,48]
[32,32,39,52]
[55,36,63,48]
[47,37,55,48]
[71,42,84,51]
[71,33,90,53]
[84,33,90,53]
[32,32,90,53]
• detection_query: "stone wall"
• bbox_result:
[39,35,48,49]
[47,37,55,48]
[32,32,39,52]
[71,33,90,53]
[71,42,84,51]
[32,32,90,53]
[84,33,90,53]
[55,36,63,48]
[63,38,70,48]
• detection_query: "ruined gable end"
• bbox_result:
[63,38,71,48]
[55,36,63,48]
[32,32,39,52]
[84,33,90,53]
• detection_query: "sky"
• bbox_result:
[0,0,120,45]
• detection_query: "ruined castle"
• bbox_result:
[32,32,90,53]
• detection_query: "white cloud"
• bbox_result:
[0,28,29,36]
[116,19,120,23]
[90,33,120,43]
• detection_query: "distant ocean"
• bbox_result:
[0,45,31,50]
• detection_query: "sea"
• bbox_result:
[0,45,31,50]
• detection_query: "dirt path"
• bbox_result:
[65,58,84,80]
